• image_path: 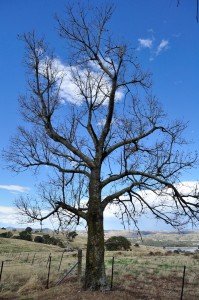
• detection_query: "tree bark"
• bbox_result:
[84,208,107,290]
[84,169,108,290]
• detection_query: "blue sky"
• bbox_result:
[0,0,199,230]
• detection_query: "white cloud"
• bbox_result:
[1,182,198,230]
[137,33,169,61]
[156,39,169,55]
[41,58,124,105]
[104,181,199,218]
[0,185,30,193]
[0,206,18,225]
[138,38,153,49]
[172,33,181,38]
[97,118,106,126]
[0,206,57,229]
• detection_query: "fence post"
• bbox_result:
[0,261,4,283]
[32,253,36,265]
[26,253,29,263]
[46,253,51,267]
[180,265,186,300]
[46,255,51,289]
[110,256,115,290]
[77,249,82,280]
[58,250,65,272]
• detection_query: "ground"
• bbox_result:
[1,229,199,299]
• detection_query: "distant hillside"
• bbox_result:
[103,229,199,238]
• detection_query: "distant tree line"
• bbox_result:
[34,234,65,247]
[0,227,80,248]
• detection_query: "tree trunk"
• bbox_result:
[84,208,107,290]
[84,168,108,290]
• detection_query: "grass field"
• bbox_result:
[1,230,199,299]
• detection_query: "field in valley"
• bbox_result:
[1,229,199,299]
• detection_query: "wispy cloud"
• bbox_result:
[172,33,181,38]
[156,39,169,56]
[137,32,169,61]
[0,185,30,193]
[138,38,153,49]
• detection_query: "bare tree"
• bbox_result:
[4,3,199,291]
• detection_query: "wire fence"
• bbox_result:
[104,255,199,299]
[1,251,199,299]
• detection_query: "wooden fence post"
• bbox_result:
[0,261,4,283]
[180,265,186,300]
[77,249,82,280]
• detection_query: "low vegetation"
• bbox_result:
[1,229,199,299]
[105,236,131,251]
[0,228,79,249]
[34,234,65,248]
[0,231,13,238]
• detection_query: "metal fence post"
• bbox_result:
[32,253,36,265]
[46,253,51,267]
[46,255,51,289]
[180,265,186,300]
[110,256,115,290]
[58,250,65,272]
[0,261,4,282]
[78,249,82,280]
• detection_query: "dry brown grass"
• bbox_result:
[1,274,199,300]
[1,233,199,299]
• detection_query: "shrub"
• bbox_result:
[184,252,192,256]
[66,231,78,241]
[57,240,65,248]
[34,235,45,243]
[173,249,180,254]
[193,254,199,259]
[42,234,52,244]
[19,230,32,241]
[0,231,13,238]
[25,227,33,233]
[40,234,65,247]
[105,236,131,251]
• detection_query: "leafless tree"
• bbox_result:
[4,3,199,291]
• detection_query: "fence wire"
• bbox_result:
[1,252,199,299]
